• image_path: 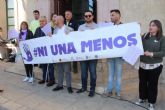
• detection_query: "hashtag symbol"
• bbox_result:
[33,48,38,57]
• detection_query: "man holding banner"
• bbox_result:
[34,16,55,87]
[76,11,98,97]
[52,16,74,93]
[19,13,143,97]
[64,10,79,73]
[105,9,124,97]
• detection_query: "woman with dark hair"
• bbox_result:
[19,21,34,83]
[51,13,57,29]
[136,20,165,110]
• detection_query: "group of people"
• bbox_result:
[17,9,165,110]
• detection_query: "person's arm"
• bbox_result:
[29,30,34,39]
[153,37,165,58]
[34,28,39,38]
[78,25,84,31]
[73,20,79,31]
[65,27,73,35]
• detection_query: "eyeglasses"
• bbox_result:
[84,15,92,18]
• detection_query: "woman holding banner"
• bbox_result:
[136,20,165,110]
[19,21,34,83]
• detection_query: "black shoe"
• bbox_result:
[67,87,73,93]
[76,88,86,93]
[38,80,45,84]
[52,86,63,91]
[0,90,4,93]
[47,81,55,87]
[88,91,95,97]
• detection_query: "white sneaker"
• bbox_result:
[135,99,146,105]
[148,104,155,110]
[23,77,29,82]
[28,77,34,83]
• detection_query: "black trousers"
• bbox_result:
[24,64,33,77]
[72,62,78,73]
[138,65,163,104]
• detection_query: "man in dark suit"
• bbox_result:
[64,10,78,73]
[34,16,55,87]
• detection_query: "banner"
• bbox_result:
[19,22,144,64]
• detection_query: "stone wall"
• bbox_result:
[14,0,54,30]
[97,0,165,34]
[0,0,7,38]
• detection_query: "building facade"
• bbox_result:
[0,0,165,84]
[1,0,165,38]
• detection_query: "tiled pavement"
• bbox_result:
[0,61,164,110]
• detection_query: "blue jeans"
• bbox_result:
[107,57,123,94]
[80,60,97,92]
[41,64,55,81]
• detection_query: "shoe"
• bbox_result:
[67,87,73,93]
[102,91,113,97]
[38,80,45,84]
[88,91,95,97]
[115,92,121,97]
[148,103,154,110]
[28,77,34,83]
[76,88,86,93]
[135,99,146,105]
[52,86,63,91]
[47,81,55,87]
[23,77,29,82]
[0,90,4,93]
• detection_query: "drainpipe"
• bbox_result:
[15,0,19,30]
[5,0,8,38]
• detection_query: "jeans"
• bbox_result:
[41,64,55,81]
[80,60,97,92]
[107,57,123,94]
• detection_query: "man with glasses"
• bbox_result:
[76,10,98,97]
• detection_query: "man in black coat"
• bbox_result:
[34,16,55,87]
[64,10,78,73]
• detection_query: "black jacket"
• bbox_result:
[64,19,78,31]
[34,27,46,38]
[19,29,33,40]
[34,27,54,38]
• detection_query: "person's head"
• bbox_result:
[149,20,163,39]
[55,15,64,28]
[110,9,121,24]
[0,27,2,37]
[33,10,40,20]
[84,10,94,23]
[39,16,47,28]
[51,13,58,22]
[65,10,73,21]
[20,21,28,30]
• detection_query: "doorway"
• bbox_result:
[54,0,97,24]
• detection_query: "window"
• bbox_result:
[7,0,15,30]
